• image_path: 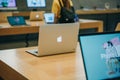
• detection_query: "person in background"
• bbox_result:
[51,0,76,23]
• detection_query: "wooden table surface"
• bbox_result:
[0,44,86,80]
[76,9,120,15]
[0,19,103,36]
[79,19,103,32]
[115,23,120,31]
[12,9,120,16]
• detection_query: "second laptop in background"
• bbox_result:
[7,16,28,26]
[29,11,45,21]
[44,13,55,24]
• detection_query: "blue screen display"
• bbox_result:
[27,0,46,8]
[79,32,120,80]
[0,0,16,7]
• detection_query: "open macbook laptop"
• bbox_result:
[7,16,28,26]
[29,11,44,21]
[44,13,54,24]
[26,22,79,56]
[79,31,120,80]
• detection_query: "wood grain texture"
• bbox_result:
[0,44,86,80]
[0,19,103,36]
[115,23,120,31]
[76,9,120,15]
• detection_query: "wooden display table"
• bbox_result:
[0,44,86,80]
[0,19,103,36]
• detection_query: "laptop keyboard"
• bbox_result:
[34,50,38,53]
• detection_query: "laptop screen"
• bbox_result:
[79,32,120,80]
[44,13,54,24]
[7,16,26,26]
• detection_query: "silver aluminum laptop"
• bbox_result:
[26,22,79,56]
[29,11,44,21]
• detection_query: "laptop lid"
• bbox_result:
[29,11,44,21]
[26,22,79,56]
[79,32,120,80]
[7,16,27,26]
[44,13,54,24]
